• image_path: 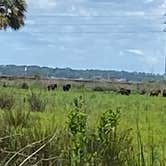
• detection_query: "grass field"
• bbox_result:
[0,83,166,165]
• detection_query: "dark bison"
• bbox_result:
[150,90,161,96]
[119,88,131,96]
[163,89,166,97]
[63,84,71,91]
[47,84,57,91]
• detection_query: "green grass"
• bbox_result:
[0,87,166,165]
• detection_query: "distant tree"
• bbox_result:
[0,0,26,30]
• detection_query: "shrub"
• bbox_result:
[27,92,46,112]
[21,82,29,89]
[0,92,15,110]
[68,96,87,165]
[93,86,107,92]
[97,109,134,166]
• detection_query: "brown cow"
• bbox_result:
[119,88,131,96]
[150,90,161,96]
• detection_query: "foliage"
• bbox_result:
[0,65,164,81]
[2,105,30,129]
[27,92,46,112]
[0,0,26,30]
[21,82,29,89]
[68,96,87,165]
[0,87,165,165]
[97,109,134,166]
[0,91,15,110]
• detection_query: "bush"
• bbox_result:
[0,92,15,110]
[67,98,134,165]
[97,109,134,165]
[93,86,118,92]
[21,82,29,89]
[93,86,107,92]
[28,92,46,112]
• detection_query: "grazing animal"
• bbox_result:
[119,88,131,96]
[47,84,57,91]
[162,89,166,97]
[150,90,161,96]
[63,84,71,91]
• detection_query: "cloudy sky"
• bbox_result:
[0,0,166,73]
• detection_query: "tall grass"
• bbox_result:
[0,87,165,165]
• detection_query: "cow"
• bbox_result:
[63,84,71,91]
[162,89,166,97]
[119,88,131,96]
[47,84,57,91]
[150,90,161,96]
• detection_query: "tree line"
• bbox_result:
[0,65,164,82]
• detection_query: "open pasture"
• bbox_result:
[0,79,166,165]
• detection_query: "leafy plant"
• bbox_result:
[68,96,87,165]
[97,109,134,166]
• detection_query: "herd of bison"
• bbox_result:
[47,83,166,97]
[2,82,166,96]
[119,88,164,96]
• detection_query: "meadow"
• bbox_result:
[0,80,166,166]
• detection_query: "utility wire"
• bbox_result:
[26,31,164,34]
[27,13,163,18]
[25,23,163,26]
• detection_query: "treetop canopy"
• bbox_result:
[0,0,26,30]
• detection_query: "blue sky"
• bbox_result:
[0,0,166,73]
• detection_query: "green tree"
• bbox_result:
[0,0,26,30]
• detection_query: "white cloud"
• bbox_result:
[125,11,145,16]
[27,0,57,9]
[125,49,144,56]
[161,0,166,8]
[144,0,154,3]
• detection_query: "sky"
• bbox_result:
[0,0,166,73]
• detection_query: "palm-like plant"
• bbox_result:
[0,0,26,30]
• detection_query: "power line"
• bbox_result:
[27,14,165,18]
[26,31,164,34]
[26,23,163,26]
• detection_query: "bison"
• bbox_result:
[47,84,57,91]
[119,88,131,96]
[163,89,166,97]
[150,90,161,96]
[63,84,71,91]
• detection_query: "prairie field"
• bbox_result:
[0,80,166,166]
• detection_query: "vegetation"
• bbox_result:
[0,0,26,30]
[0,65,164,82]
[0,84,165,165]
